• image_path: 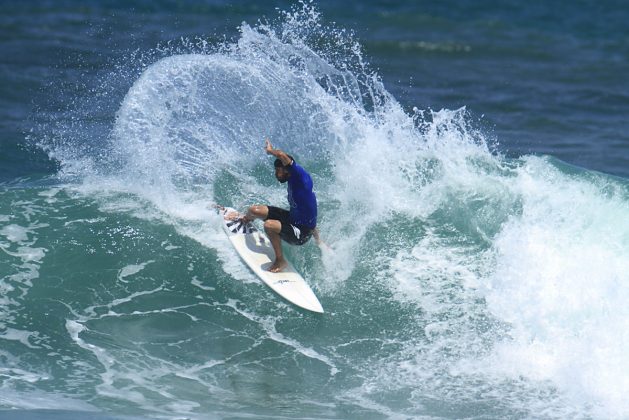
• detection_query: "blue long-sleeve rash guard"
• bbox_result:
[286,161,317,229]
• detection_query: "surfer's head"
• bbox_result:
[274,155,293,184]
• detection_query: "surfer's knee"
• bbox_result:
[248,205,268,219]
[264,219,281,234]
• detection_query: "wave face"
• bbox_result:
[3,4,629,419]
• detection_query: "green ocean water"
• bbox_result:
[3,2,629,419]
[4,144,629,419]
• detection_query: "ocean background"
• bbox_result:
[2,1,629,419]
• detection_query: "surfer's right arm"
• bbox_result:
[265,138,292,166]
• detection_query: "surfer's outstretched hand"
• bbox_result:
[313,228,333,251]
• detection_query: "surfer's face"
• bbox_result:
[275,167,290,183]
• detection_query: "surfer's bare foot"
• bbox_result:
[239,215,252,224]
[224,211,240,221]
[269,258,288,273]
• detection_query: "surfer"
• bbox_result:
[240,139,319,272]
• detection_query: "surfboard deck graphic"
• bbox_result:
[218,206,323,313]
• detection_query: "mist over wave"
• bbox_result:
[23,3,629,418]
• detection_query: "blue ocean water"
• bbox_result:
[2,1,629,419]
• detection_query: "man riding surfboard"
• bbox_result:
[239,139,320,272]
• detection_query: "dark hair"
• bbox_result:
[274,155,294,168]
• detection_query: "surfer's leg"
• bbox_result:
[243,205,269,222]
[264,219,288,272]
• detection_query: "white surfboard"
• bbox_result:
[219,206,323,313]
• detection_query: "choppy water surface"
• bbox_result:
[2,1,629,419]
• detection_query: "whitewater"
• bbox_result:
[2,4,629,419]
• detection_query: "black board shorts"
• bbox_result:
[266,206,313,245]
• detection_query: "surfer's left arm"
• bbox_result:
[313,228,332,251]
[313,228,321,245]
[265,138,292,166]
